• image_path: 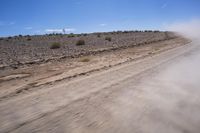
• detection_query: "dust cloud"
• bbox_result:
[166,19,200,41]
[160,19,200,92]
[130,19,200,132]
[163,18,200,81]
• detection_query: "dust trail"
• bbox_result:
[116,19,200,132]
[166,19,200,41]
[163,19,200,83]
[161,19,200,89]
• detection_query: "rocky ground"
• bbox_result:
[0,33,194,133]
[0,31,176,69]
[0,35,189,101]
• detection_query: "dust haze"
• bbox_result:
[160,19,200,91]
[116,20,200,132]
[167,19,200,41]
[163,19,200,86]
[155,19,200,103]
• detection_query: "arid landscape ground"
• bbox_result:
[0,31,175,68]
[0,31,188,100]
[0,31,194,133]
[1,0,200,132]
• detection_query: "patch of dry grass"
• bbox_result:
[79,57,90,62]
[50,42,61,49]
[76,39,85,46]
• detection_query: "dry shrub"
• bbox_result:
[79,57,90,62]
[50,42,61,49]
[105,36,111,41]
[76,39,85,46]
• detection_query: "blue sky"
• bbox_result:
[0,0,200,36]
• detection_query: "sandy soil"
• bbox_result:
[0,37,192,133]
[0,37,188,101]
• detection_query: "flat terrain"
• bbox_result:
[0,31,175,68]
[1,32,196,133]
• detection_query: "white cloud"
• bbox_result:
[25,27,33,30]
[45,28,75,33]
[99,23,107,27]
[161,3,167,9]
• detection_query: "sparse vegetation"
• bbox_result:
[105,36,112,41]
[154,30,160,33]
[77,34,82,37]
[79,57,90,62]
[154,47,160,51]
[50,42,61,49]
[123,31,129,33]
[68,33,75,38]
[0,31,174,66]
[76,39,85,46]
[27,37,31,41]
[97,34,101,38]
[144,30,151,32]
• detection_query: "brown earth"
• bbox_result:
[0,32,192,133]
[0,36,189,102]
[0,31,176,68]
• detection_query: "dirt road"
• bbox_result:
[1,39,200,133]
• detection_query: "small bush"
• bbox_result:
[68,33,75,38]
[105,37,111,41]
[79,57,90,62]
[97,34,101,38]
[50,42,61,49]
[27,37,31,41]
[123,31,129,33]
[77,34,81,37]
[76,39,85,46]
[154,30,160,33]
[8,37,12,39]
[144,30,153,32]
